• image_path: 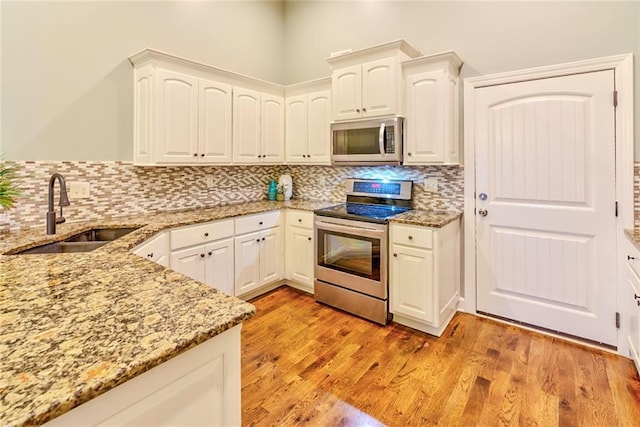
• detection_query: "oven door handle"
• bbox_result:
[315,220,386,238]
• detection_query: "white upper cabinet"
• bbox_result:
[327,40,421,121]
[232,87,284,164]
[129,48,283,166]
[402,51,462,165]
[285,82,331,164]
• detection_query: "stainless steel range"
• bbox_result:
[314,178,413,325]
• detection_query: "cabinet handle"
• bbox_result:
[362,107,367,112]
[307,154,311,158]
[256,239,260,243]
[208,251,212,256]
[298,219,302,223]
[408,152,412,157]
[637,300,640,307]
[302,154,306,158]
[356,108,360,113]
[193,153,198,157]
[408,236,413,240]
[204,232,209,237]
[308,237,312,241]
[147,253,153,258]
[262,237,265,241]
[200,253,205,258]
[393,253,398,257]
[634,294,640,300]
[201,153,205,157]
[629,255,637,260]
[259,221,263,225]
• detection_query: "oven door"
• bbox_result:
[314,216,388,299]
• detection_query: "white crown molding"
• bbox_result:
[402,51,463,75]
[325,39,422,65]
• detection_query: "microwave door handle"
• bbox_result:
[379,123,386,155]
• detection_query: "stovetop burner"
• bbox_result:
[314,178,413,224]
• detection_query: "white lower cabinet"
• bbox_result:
[625,238,640,374]
[131,231,169,267]
[169,219,235,295]
[45,324,242,426]
[285,210,314,292]
[234,211,283,297]
[389,219,461,336]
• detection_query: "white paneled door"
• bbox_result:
[474,70,617,345]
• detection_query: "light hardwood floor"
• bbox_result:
[241,286,640,426]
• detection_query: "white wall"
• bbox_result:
[1,1,284,161]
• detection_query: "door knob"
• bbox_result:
[478,209,488,217]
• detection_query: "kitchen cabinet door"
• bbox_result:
[362,57,396,118]
[307,90,331,163]
[332,64,362,121]
[234,231,262,295]
[260,94,285,163]
[205,237,234,296]
[171,245,206,284]
[260,227,283,285]
[390,244,434,323]
[285,95,308,163]
[155,68,198,163]
[199,78,232,163]
[286,226,314,287]
[132,232,169,267]
[232,87,261,163]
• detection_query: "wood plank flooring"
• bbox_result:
[241,286,640,426]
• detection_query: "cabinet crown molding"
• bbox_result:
[128,48,284,93]
[326,39,422,66]
[402,51,463,75]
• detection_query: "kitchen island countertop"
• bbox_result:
[0,199,458,425]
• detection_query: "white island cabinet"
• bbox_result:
[389,219,461,336]
[45,324,242,426]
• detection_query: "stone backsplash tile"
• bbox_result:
[0,161,463,232]
[635,163,640,229]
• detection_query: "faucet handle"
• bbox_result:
[56,216,66,224]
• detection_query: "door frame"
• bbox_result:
[462,54,634,351]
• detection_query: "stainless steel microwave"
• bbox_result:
[331,117,404,165]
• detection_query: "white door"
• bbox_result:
[232,87,261,163]
[285,95,308,163]
[156,69,198,163]
[287,226,314,286]
[475,70,617,345]
[234,231,261,295]
[261,94,285,163]
[170,245,205,284]
[332,65,362,121]
[260,227,283,285]
[199,78,232,163]
[205,238,234,296]
[307,90,331,164]
[362,57,396,118]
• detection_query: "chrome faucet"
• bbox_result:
[46,173,70,234]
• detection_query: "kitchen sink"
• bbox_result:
[11,227,140,255]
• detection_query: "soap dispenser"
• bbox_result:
[267,179,277,201]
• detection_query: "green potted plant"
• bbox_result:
[0,160,20,210]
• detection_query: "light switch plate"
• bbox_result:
[423,178,438,192]
[68,181,90,199]
[205,175,215,189]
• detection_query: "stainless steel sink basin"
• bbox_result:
[12,227,140,255]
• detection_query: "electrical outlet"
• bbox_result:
[319,176,326,187]
[68,181,91,199]
[423,178,438,192]
[205,175,215,189]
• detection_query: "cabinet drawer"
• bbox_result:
[235,211,281,235]
[171,219,234,250]
[391,224,432,249]
[287,210,313,229]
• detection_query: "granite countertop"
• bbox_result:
[389,210,462,228]
[0,199,459,426]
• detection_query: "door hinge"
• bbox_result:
[474,208,476,215]
[615,201,619,217]
[616,312,621,329]
[613,90,618,107]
